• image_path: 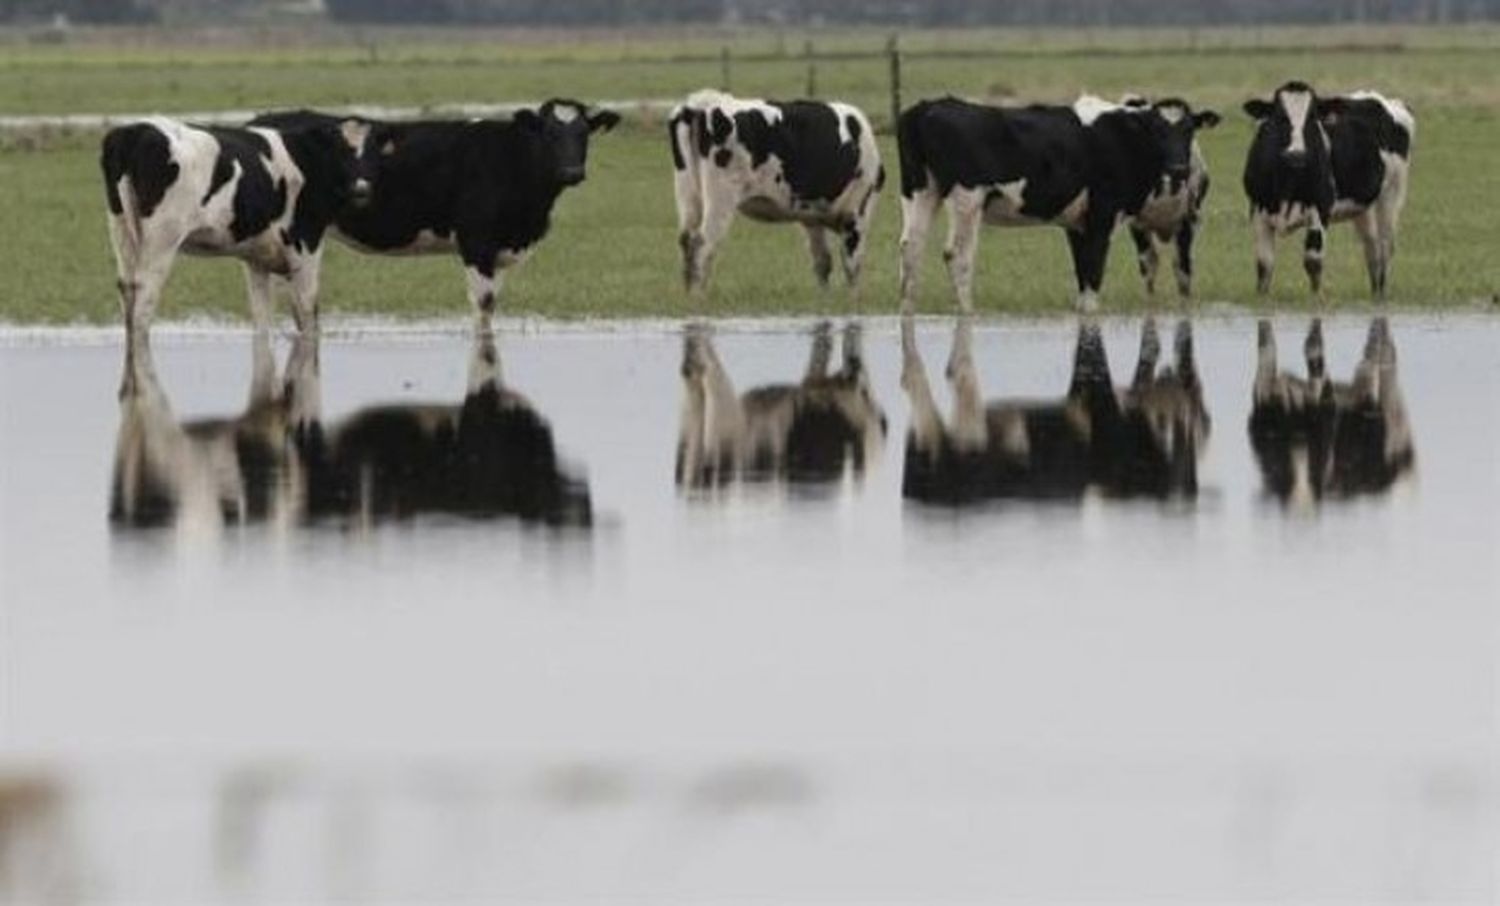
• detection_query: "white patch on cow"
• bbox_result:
[1155,103,1187,124]
[1056,189,1090,229]
[497,245,532,267]
[1279,88,1314,154]
[1072,95,1119,125]
[339,119,370,152]
[551,104,579,124]
[980,178,1030,225]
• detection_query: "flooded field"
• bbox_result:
[1,314,1497,903]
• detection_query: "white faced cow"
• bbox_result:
[1242,82,1415,299]
[1120,94,1220,298]
[101,116,372,335]
[668,90,884,298]
[676,321,887,490]
[896,94,1220,312]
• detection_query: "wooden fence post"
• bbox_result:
[887,33,902,131]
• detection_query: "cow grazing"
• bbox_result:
[111,331,591,529]
[252,100,620,328]
[676,321,887,490]
[668,90,884,298]
[101,117,372,334]
[1242,82,1415,298]
[1120,94,1219,298]
[1249,318,1414,503]
[901,317,1209,505]
[896,94,1220,312]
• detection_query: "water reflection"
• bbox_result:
[675,320,887,491]
[901,317,1210,505]
[110,330,591,530]
[1249,317,1415,503]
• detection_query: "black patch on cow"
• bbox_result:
[845,114,862,144]
[729,101,862,203]
[1306,230,1324,252]
[667,110,690,170]
[1242,83,1335,222]
[202,154,235,207]
[713,148,733,167]
[191,127,289,244]
[100,123,179,218]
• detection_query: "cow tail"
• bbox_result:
[895,101,930,198]
[100,124,156,274]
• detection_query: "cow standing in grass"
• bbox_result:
[668,90,884,299]
[101,117,372,335]
[896,94,1220,312]
[1242,82,1415,299]
[253,100,619,329]
[900,317,1209,504]
[1120,95,1220,299]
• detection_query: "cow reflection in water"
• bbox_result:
[110,331,590,529]
[1249,318,1414,503]
[901,317,1209,505]
[676,321,887,490]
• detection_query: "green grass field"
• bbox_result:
[2,26,1498,323]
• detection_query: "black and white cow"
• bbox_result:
[101,116,372,334]
[896,94,1220,312]
[668,90,883,298]
[111,330,591,529]
[1120,95,1219,298]
[900,317,1210,504]
[676,321,887,490]
[253,100,619,328]
[1248,318,1414,504]
[1242,82,1415,298]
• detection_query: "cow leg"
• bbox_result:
[247,325,277,410]
[459,243,501,330]
[1065,227,1110,312]
[1303,212,1327,299]
[118,227,183,337]
[802,224,834,290]
[689,190,738,298]
[1130,226,1159,296]
[1133,317,1161,390]
[675,326,711,487]
[946,316,987,451]
[1173,320,1200,394]
[287,255,323,334]
[243,265,275,333]
[1304,318,1327,400]
[1173,217,1197,299]
[839,320,864,377]
[1351,208,1384,300]
[805,320,833,380]
[898,187,941,313]
[899,315,945,449]
[943,189,984,313]
[1375,194,1403,301]
[841,187,879,301]
[1253,210,1277,296]
[1254,319,1280,404]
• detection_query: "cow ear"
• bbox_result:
[513,109,543,131]
[1194,110,1222,129]
[587,109,621,133]
[1242,99,1275,120]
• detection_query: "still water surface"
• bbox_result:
[1,315,1496,902]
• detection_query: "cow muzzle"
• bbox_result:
[1280,150,1309,171]
[351,179,373,207]
[558,166,586,186]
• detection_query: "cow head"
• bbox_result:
[283,121,375,215]
[1121,95,1220,191]
[513,98,621,187]
[1243,81,1325,171]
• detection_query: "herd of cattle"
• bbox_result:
[110,316,1414,529]
[100,81,1415,329]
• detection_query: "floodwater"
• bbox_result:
[1,314,1497,903]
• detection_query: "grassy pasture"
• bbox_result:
[1,27,1498,323]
